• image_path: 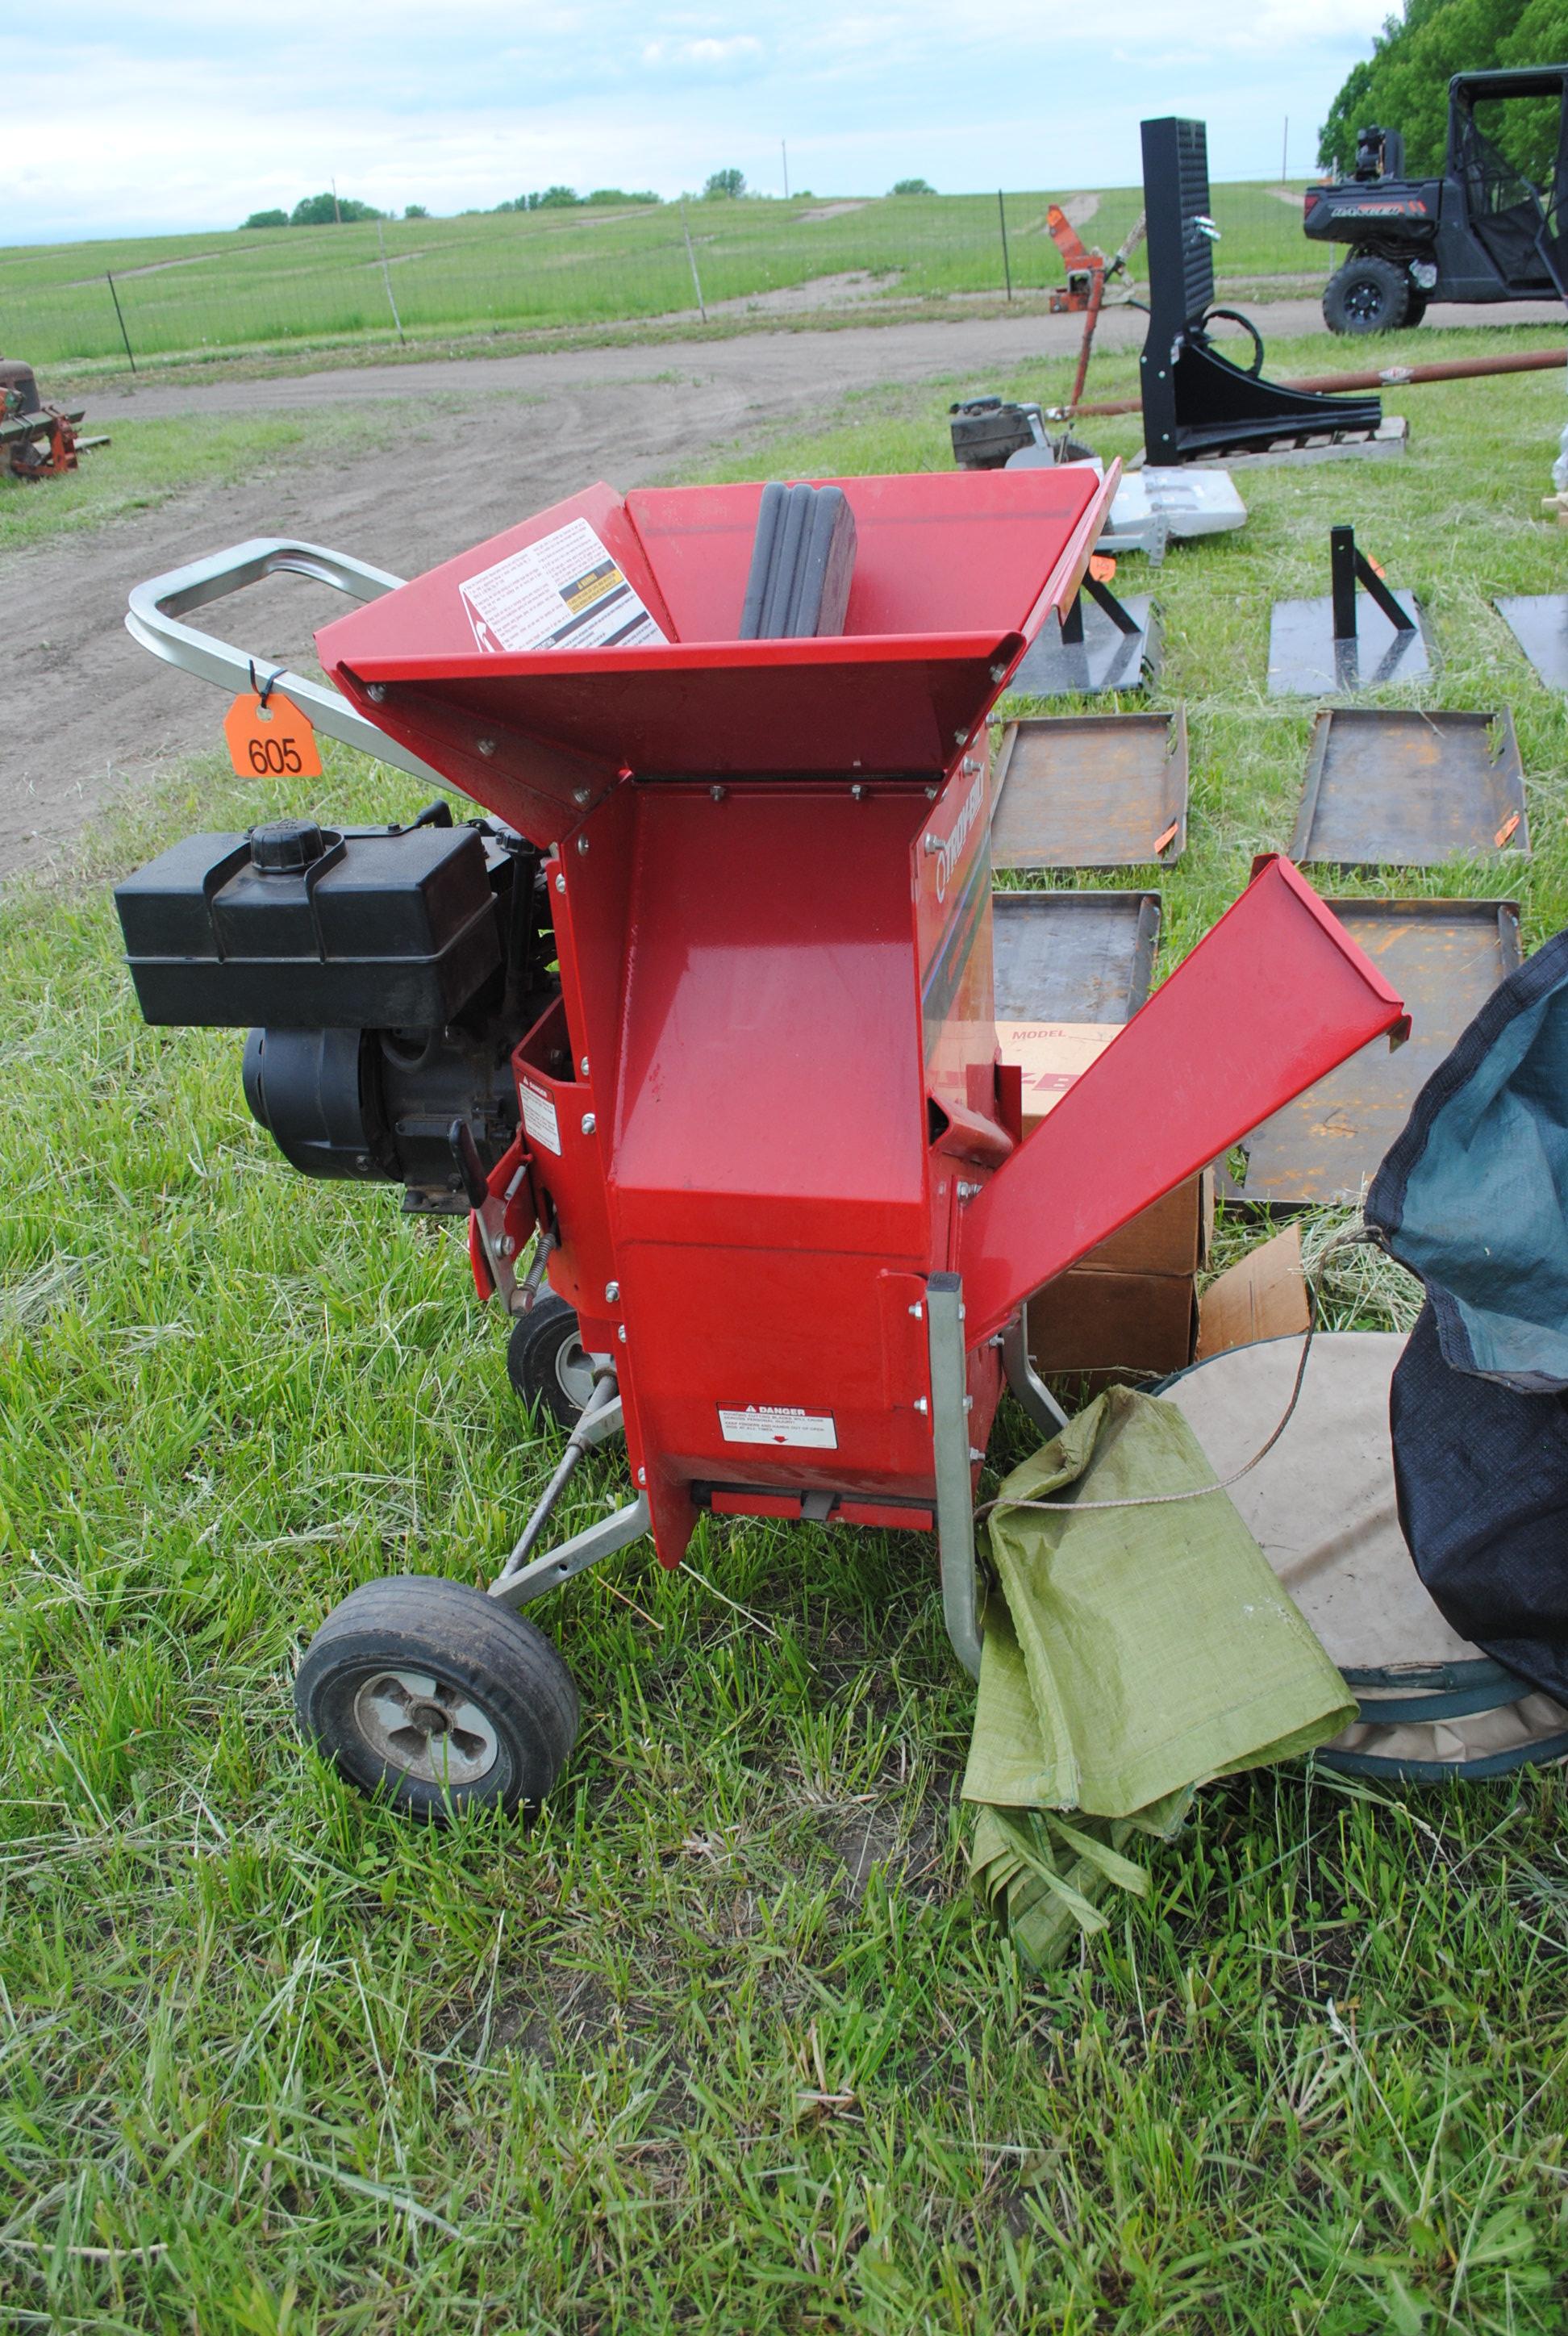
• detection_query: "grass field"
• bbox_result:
[4,329,1568,2330]
[0,407,407,559]
[2,181,1322,375]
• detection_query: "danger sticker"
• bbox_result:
[718,1405,838,1451]
[518,1077,561,1156]
[460,518,668,655]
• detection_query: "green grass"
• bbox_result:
[4,181,1322,375]
[4,325,1568,2330]
[0,407,404,556]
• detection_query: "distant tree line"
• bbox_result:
[241,194,429,227]
[240,171,942,232]
[491,187,661,211]
[1318,0,1568,177]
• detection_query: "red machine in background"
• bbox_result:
[1046,204,1147,411]
[2,354,107,479]
[116,472,1406,1820]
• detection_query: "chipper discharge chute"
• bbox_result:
[115,471,1407,1819]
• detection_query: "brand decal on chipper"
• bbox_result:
[518,1076,561,1156]
[932,772,985,903]
[718,1404,838,1450]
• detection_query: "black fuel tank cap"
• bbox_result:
[250,818,327,873]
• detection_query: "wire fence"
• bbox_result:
[2,186,1324,375]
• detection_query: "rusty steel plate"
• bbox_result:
[1289,709,1528,868]
[990,710,1188,870]
[1495,594,1568,693]
[991,889,1161,1024]
[1267,589,1435,695]
[1007,595,1161,699]
[1230,898,1522,1206]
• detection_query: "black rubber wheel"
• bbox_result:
[1403,290,1429,327]
[507,1294,594,1428]
[1323,254,1412,335]
[294,1575,579,1821]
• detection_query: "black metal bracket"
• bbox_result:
[1059,571,1141,646]
[1139,116,1384,465]
[1330,525,1416,642]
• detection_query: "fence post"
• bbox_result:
[997,191,1012,302]
[106,273,136,372]
[376,219,407,344]
[681,200,707,323]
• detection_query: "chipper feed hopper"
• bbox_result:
[116,472,1407,1819]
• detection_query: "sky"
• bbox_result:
[2,0,1397,246]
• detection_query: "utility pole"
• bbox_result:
[1282,118,1289,186]
[782,139,790,199]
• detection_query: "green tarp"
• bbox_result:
[964,1387,1355,1967]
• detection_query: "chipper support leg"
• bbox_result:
[927,1273,984,1682]
[1002,1306,1069,1439]
[490,1495,652,1612]
[489,1372,647,1610]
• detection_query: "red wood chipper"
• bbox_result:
[116,470,1406,1819]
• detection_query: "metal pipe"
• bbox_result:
[1284,347,1568,393]
[1070,343,1568,419]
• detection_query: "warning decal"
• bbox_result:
[518,1076,561,1156]
[718,1404,838,1451]
[460,518,668,655]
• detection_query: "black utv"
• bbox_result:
[1305,65,1568,332]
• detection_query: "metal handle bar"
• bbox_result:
[124,537,446,789]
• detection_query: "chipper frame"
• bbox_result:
[116,472,1407,1819]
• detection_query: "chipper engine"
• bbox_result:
[115,475,1407,1819]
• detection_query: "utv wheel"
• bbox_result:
[1403,290,1429,327]
[1323,255,1412,335]
[507,1294,594,1427]
[294,1575,579,1821]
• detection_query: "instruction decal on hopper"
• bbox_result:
[460,517,668,654]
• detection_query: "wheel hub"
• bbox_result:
[353,1666,499,1787]
[554,1333,597,1412]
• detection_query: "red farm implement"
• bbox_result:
[2,355,106,480]
[115,471,1406,1817]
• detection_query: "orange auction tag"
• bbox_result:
[223,689,323,782]
[1089,552,1117,583]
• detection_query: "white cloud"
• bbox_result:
[0,0,1395,240]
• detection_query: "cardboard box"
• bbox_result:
[997,1019,1118,1133]
[1001,1020,1212,1385]
[1030,1267,1199,1383]
[1196,1225,1310,1360]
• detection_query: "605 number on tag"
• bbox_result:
[223,690,323,782]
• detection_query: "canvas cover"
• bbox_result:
[1366,928,1568,1392]
[1366,928,1568,1704]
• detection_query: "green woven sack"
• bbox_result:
[963,1387,1355,1967]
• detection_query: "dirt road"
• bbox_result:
[4,298,1559,880]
